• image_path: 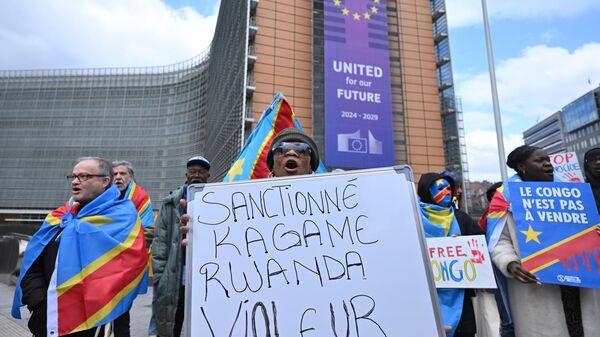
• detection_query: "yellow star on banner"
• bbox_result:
[371,6,378,13]
[364,12,371,19]
[229,159,245,181]
[353,12,360,20]
[342,7,349,15]
[520,225,542,244]
[333,0,341,6]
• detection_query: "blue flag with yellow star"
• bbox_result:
[223,93,326,182]
[509,181,600,288]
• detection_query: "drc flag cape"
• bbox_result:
[480,174,521,252]
[12,185,148,336]
[224,92,326,182]
[124,181,154,228]
[478,174,521,323]
[419,201,463,337]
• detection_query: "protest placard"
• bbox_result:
[550,152,584,182]
[509,182,600,288]
[426,235,496,289]
[186,167,444,337]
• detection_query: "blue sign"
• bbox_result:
[509,182,600,288]
[323,0,394,168]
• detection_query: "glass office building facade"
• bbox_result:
[0,0,248,213]
[563,86,600,165]
[523,85,600,168]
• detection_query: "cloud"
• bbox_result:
[446,0,600,28]
[465,131,523,181]
[458,43,600,131]
[0,0,217,70]
[459,43,600,181]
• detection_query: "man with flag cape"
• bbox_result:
[112,160,154,337]
[224,92,326,182]
[12,157,148,337]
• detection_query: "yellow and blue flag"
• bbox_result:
[419,200,463,337]
[224,92,326,181]
[12,185,148,336]
[124,181,153,228]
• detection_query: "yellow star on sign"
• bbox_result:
[371,6,378,13]
[333,0,341,6]
[520,225,542,244]
[353,12,360,20]
[229,159,245,181]
[364,12,371,19]
[342,7,349,15]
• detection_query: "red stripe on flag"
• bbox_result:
[522,230,600,273]
[57,227,148,335]
[129,188,149,213]
[250,98,296,179]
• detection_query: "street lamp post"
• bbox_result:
[481,0,508,181]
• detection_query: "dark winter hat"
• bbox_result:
[187,155,210,170]
[266,128,320,172]
[506,145,541,172]
[584,147,600,163]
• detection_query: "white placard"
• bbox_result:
[426,235,496,289]
[187,167,443,337]
[550,152,585,182]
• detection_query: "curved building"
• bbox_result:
[0,0,247,215]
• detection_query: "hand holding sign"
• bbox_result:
[180,199,191,246]
[508,261,540,284]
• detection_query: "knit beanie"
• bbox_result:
[266,128,320,172]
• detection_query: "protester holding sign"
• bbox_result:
[418,172,484,337]
[181,127,321,246]
[152,155,211,337]
[487,145,600,336]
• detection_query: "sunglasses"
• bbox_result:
[271,142,312,156]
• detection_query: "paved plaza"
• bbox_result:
[0,279,153,337]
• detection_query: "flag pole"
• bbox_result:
[481,0,508,181]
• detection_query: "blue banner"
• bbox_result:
[323,0,394,168]
[509,182,600,288]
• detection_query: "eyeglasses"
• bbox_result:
[66,174,107,182]
[271,142,312,156]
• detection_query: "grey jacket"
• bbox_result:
[152,186,185,337]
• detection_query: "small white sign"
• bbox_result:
[550,152,585,182]
[426,235,496,289]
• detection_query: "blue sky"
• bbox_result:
[445,0,600,181]
[0,0,598,181]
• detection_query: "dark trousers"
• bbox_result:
[173,286,185,337]
[113,309,131,337]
